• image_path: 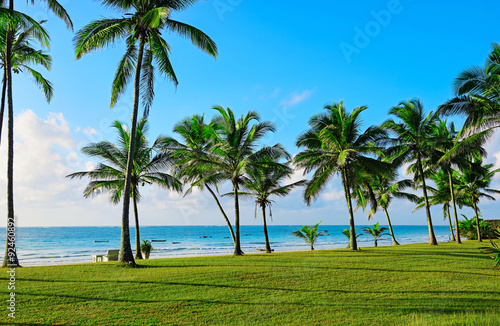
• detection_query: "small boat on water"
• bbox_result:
[152,240,166,242]
[94,240,109,243]
[172,242,181,244]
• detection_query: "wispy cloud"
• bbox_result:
[279,89,314,108]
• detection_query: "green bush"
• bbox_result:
[458,215,496,240]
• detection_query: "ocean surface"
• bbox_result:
[0,225,454,266]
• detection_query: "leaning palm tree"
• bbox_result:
[382,99,441,245]
[160,114,236,245]
[67,119,182,259]
[438,43,500,134]
[0,19,53,146]
[74,0,217,265]
[184,106,285,255]
[352,170,418,246]
[292,222,327,251]
[239,159,306,253]
[295,102,389,250]
[362,222,390,247]
[455,160,500,242]
[0,10,51,268]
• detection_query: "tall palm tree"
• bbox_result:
[186,106,285,255]
[67,119,182,259]
[455,160,500,242]
[0,19,52,146]
[1,8,52,268]
[160,114,236,245]
[438,43,500,134]
[295,102,389,250]
[239,159,306,253]
[74,0,217,265]
[382,99,441,245]
[352,170,418,246]
[420,119,486,244]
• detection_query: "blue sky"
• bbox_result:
[1,0,499,227]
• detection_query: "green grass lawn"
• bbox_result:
[1,241,499,325]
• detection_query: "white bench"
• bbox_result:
[93,249,119,262]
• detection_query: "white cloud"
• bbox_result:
[279,89,314,108]
[322,189,344,202]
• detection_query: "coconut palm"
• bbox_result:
[292,222,327,250]
[352,170,418,246]
[185,106,285,255]
[160,114,236,245]
[438,43,500,134]
[0,10,51,268]
[0,19,52,146]
[480,240,500,268]
[74,0,217,264]
[455,160,500,242]
[239,159,306,253]
[362,222,390,247]
[67,119,182,259]
[295,102,389,250]
[382,99,441,245]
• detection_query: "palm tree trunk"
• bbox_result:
[448,171,461,244]
[472,201,482,242]
[342,168,357,250]
[119,34,147,266]
[206,185,236,245]
[0,70,7,146]
[261,204,272,253]
[374,238,378,247]
[3,0,19,268]
[132,188,143,260]
[417,154,438,245]
[446,204,455,242]
[383,207,399,245]
[233,181,243,255]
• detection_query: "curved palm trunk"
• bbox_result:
[382,207,399,245]
[472,201,482,242]
[448,171,461,244]
[374,237,378,247]
[342,168,357,250]
[233,181,243,255]
[0,71,7,146]
[3,0,19,268]
[417,155,438,245]
[119,34,147,266]
[446,204,455,242]
[206,185,236,245]
[132,189,143,260]
[261,204,272,253]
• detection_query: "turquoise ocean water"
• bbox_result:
[0,225,454,266]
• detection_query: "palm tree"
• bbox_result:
[74,0,217,265]
[295,102,389,250]
[185,106,285,255]
[352,171,418,246]
[0,19,53,146]
[67,119,182,259]
[455,160,500,242]
[239,159,306,253]
[362,222,390,247]
[160,114,236,245]
[382,99,441,245]
[292,222,327,250]
[438,43,500,133]
[1,9,52,268]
